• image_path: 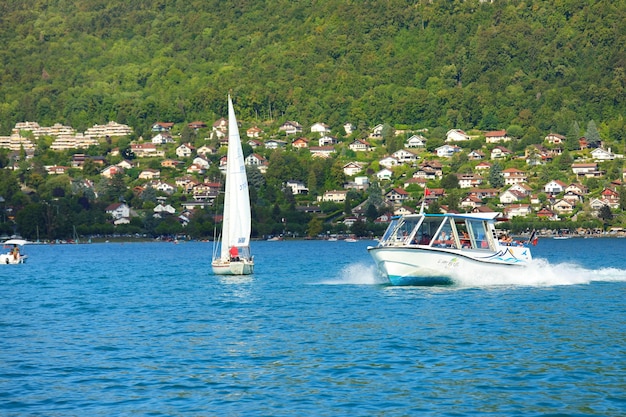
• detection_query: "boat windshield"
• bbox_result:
[380,216,429,245]
[466,219,491,250]
[431,218,457,248]
[413,217,443,245]
[381,218,400,243]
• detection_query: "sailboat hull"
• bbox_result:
[212,259,254,275]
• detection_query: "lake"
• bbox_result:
[1,238,625,416]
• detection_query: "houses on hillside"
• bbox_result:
[5,116,623,227]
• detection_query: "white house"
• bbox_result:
[105,203,130,221]
[138,169,160,180]
[265,139,287,149]
[392,148,420,164]
[343,162,363,176]
[153,204,176,217]
[348,139,372,152]
[318,136,337,146]
[245,153,267,167]
[385,188,410,204]
[279,121,302,135]
[285,180,309,195]
[552,199,575,214]
[508,183,533,196]
[405,135,426,148]
[196,145,215,156]
[318,190,348,203]
[370,124,384,138]
[435,144,461,158]
[151,133,175,144]
[503,204,532,218]
[592,147,622,161]
[499,189,526,204]
[456,173,483,188]
[446,129,470,142]
[192,156,211,169]
[311,122,331,136]
[176,143,195,158]
[154,182,176,195]
[544,180,567,195]
[117,160,134,169]
[379,156,400,169]
[491,146,512,159]
[376,168,393,181]
[468,150,485,160]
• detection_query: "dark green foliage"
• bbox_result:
[1,1,626,135]
[441,173,460,189]
[489,162,504,188]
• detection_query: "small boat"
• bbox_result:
[211,95,254,275]
[367,212,533,286]
[1,239,28,264]
[344,237,358,242]
[266,236,282,241]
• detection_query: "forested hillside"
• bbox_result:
[2,0,626,241]
[1,0,625,139]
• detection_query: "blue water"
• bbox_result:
[1,238,625,416]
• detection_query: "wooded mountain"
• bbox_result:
[1,0,625,140]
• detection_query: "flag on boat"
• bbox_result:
[528,229,538,246]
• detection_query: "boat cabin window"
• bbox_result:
[466,219,491,250]
[382,217,422,245]
[381,218,400,243]
[455,221,472,249]
[432,219,457,249]
[413,217,442,245]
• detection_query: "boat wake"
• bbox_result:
[322,259,626,287]
[447,258,626,288]
[320,262,388,285]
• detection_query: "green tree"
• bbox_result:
[597,204,613,229]
[307,217,323,237]
[489,162,504,188]
[585,120,601,148]
[440,173,459,189]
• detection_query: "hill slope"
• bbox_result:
[1,0,625,138]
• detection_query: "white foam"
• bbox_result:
[323,258,626,287]
[450,258,626,288]
[321,262,388,285]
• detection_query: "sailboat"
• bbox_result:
[211,95,254,275]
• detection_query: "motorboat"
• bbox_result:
[367,212,533,285]
[1,239,28,264]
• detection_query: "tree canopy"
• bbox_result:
[1,0,625,138]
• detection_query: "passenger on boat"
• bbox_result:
[433,232,454,248]
[416,233,431,245]
[229,246,240,261]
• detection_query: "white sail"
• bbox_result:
[212,95,254,275]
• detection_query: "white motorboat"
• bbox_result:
[211,96,254,275]
[367,212,533,285]
[1,239,28,264]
